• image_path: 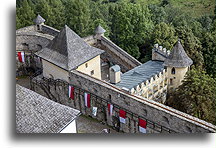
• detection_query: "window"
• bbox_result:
[37,25,40,31]
[91,70,94,75]
[85,63,88,68]
[170,78,173,85]
[171,67,175,74]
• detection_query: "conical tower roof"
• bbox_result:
[163,40,193,67]
[33,14,45,25]
[95,25,106,34]
[35,25,104,70]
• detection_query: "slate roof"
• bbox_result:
[35,25,104,70]
[16,84,80,133]
[95,25,106,34]
[163,40,193,67]
[33,14,45,25]
[115,60,164,89]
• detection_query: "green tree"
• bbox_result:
[111,2,153,59]
[151,22,177,50]
[175,26,204,68]
[16,0,35,29]
[201,31,216,78]
[64,0,91,37]
[166,68,216,125]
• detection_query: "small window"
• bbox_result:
[37,25,40,31]
[85,63,88,68]
[91,70,94,75]
[171,67,175,74]
[170,78,173,85]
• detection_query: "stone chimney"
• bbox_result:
[109,65,121,84]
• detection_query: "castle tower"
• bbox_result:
[163,40,193,91]
[33,14,45,31]
[94,25,106,40]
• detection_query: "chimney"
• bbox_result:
[109,65,121,84]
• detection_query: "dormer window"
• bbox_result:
[171,67,175,74]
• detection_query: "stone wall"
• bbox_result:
[100,36,141,70]
[16,26,54,76]
[31,70,216,133]
[41,25,60,37]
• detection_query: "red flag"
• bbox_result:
[119,109,126,123]
[108,104,113,116]
[84,93,91,108]
[139,118,147,133]
[17,52,25,63]
[68,85,74,99]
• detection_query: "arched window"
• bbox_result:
[171,67,175,74]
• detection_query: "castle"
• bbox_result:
[16,15,216,133]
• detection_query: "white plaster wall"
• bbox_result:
[60,120,77,133]
[42,59,69,82]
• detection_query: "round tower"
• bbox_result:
[163,39,193,91]
[33,14,45,31]
[94,25,106,40]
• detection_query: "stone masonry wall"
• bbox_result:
[31,70,216,133]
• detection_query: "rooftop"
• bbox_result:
[35,25,104,70]
[95,25,106,34]
[115,60,164,90]
[16,84,80,133]
[163,40,193,67]
[33,14,45,25]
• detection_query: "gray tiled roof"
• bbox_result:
[163,40,193,67]
[115,60,164,89]
[35,25,104,70]
[16,84,80,133]
[33,14,45,25]
[95,25,106,34]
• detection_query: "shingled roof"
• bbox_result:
[116,60,164,89]
[163,40,193,67]
[35,25,104,70]
[33,14,45,25]
[95,25,106,34]
[16,84,80,133]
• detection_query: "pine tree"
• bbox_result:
[166,67,216,125]
[16,0,35,29]
[64,0,91,37]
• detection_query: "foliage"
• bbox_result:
[166,68,216,125]
[151,22,177,50]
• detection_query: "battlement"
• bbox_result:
[152,44,170,61]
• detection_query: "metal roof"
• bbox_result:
[16,84,80,133]
[33,14,45,25]
[95,25,106,34]
[163,40,193,67]
[110,65,121,72]
[115,60,164,89]
[35,25,104,70]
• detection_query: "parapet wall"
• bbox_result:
[41,25,60,37]
[100,36,141,69]
[31,70,216,133]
